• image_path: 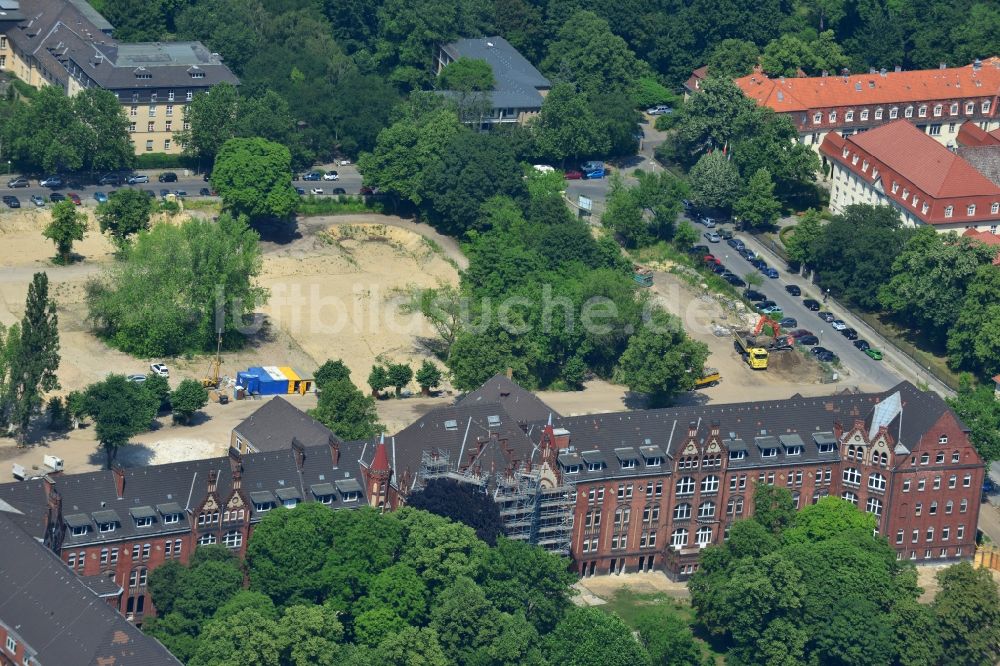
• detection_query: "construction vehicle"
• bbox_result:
[633,265,654,287]
[732,316,794,370]
[694,368,721,388]
[201,331,229,404]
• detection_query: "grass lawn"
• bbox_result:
[599,588,726,665]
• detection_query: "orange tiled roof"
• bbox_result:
[735,58,1000,112]
[962,229,1000,265]
[957,122,1000,147]
[849,121,1000,198]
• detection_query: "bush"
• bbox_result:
[135,153,198,170]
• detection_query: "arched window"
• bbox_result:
[698,501,716,518]
[843,467,861,485]
[701,475,720,493]
[674,503,691,520]
[671,528,688,548]
[676,477,695,495]
[868,473,886,491]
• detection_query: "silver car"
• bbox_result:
[704,231,721,243]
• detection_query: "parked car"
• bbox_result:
[310,187,324,195]
[816,350,839,363]
[779,317,797,328]
[788,329,813,338]
[40,175,63,188]
[725,274,746,287]
[563,170,583,180]
[94,191,108,203]
[67,193,82,205]
[704,231,721,243]
[690,244,709,255]
[702,254,720,265]
[2,195,20,208]
[700,216,716,228]
[532,164,555,174]
[718,228,734,240]
[785,284,801,296]
[338,159,351,166]
[159,189,171,198]
[762,267,779,279]
[726,238,745,250]
[199,188,211,196]
[743,289,767,301]
[854,339,871,352]
[830,319,848,331]
[810,346,831,356]
[301,171,321,181]
[126,374,147,384]
[803,298,821,311]
[756,300,777,310]
[127,174,150,184]
[295,187,305,195]
[98,173,122,186]
[49,192,65,202]
[322,171,339,181]
[6,177,30,188]
[30,195,45,207]
[332,187,346,195]
[711,263,727,274]
[158,172,178,183]
[646,105,672,115]
[841,327,858,340]
[759,304,782,315]
[173,190,187,197]
[740,249,756,260]
[797,335,820,345]
[818,311,836,322]
[149,363,169,377]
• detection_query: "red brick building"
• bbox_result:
[732,58,1000,149]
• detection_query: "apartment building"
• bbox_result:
[0,0,237,155]
[732,58,1000,150]
[821,120,1000,233]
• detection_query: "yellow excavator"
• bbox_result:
[201,331,228,403]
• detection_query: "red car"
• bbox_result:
[703,254,721,265]
[563,170,583,180]
[67,193,82,205]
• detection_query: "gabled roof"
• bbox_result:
[957,122,1000,147]
[735,58,1000,113]
[0,513,182,665]
[962,229,1000,265]
[440,36,550,109]
[234,396,340,452]
[846,121,1000,198]
[456,372,558,423]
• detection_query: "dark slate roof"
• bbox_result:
[79,572,123,598]
[440,36,550,109]
[388,400,541,491]
[0,513,182,665]
[457,372,560,423]
[7,0,236,94]
[0,437,371,546]
[538,381,955,481]
[234,396,341,453]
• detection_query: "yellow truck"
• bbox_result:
[694,368,721,389]
[733,331,769,369]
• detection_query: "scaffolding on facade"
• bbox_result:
[416,450,575,556]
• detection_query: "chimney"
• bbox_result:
[43,475,60,511]
[710,421,720,437]
[291,437,306,471]
[207,469,218,494]
[552,428,570,450]
[112,463,125,499]
[880,68,887,77]
[228,446,242,474]
[232,468,242,491]
[329,436,340,467]
[894,65,901,73]
[688,421,698,438]
[505,367,513,380]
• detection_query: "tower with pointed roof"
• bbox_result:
[365,435,393,511]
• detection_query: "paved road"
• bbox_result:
[0,165,364,211]
[734,232,952,396]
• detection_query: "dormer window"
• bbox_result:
[992,202,999,214]
[901,188,909,201]
[813,112,822,124]
[938,434,948,444]
[621,459,636,469]
[845,110,854,122]
[99,522,115,533]
[851,154,859,165]
[950,102,958,115]
[587,461,602,472]
[341,491,359,502]
[761,447,777,458]
[860,109,869,121]
[933,104,942,116]
[283,498,298,508]
[829,111,837,123]
[72,525,89,536]
[889,107,898,119]
[891,182,899,194]
[818,443,836,453]
[190,71,205,79]
[861,160,869,172]
[983,101,991,113]
[922,203,929,215]
[786,445,802,456]
[872,168,879,179]
[135,517,152,528]
[729,450,745,460]
[254,502,272,512]
[163,513,179,524]
[875,108,883,119]
[904,106,913,118]
[966,102,975,114]
[842,148,850,158]
[918,105,926,117]
[565,464,580,474]
[945,205,953,218]
[967,204,976,216]
[645,456,662,467]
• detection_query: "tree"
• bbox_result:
[143,372,171,412]
[541,10,648,97]
[353,563,429,625]
[212,137,299,220]
[96,189,153,250]
[368,365,390,397]
[948,264,1000,376]
[784,210,824,266]
[761,31,850,77]
[176,83,243,164]
[667,78,758,166]
[707,39,760,78]
[880,228,998,346]
[8,273,60,445]
[633,605,701,666]
[86,214,267,356]
[734,168,781,228]
[371,626,450,666]
[391,508,488,592]
[73,88,135,175]
[808,205,911,310]
[544,607,651,666]
[673,220,699,249]
[309,378,383,440]
[46,396,70,430]
[422,131,526,235]
[689,151,740,212]
[476,537,577,633]
[407,479,504,545]
[438,57,495,91]
[783,496,877,545]
[188,607,281,666]
[751,484,797,534]
[415,360,443,395]
[247,502,338,606]
[43,201,88,264]
[615,308,710,407]
[795,0,846,31]
[314,359,352,391]
[353,608,408,648]
[171,379,209,424]
[533,84,610,165]
[277,603,347,666]
[401,285,466,359]
[84,374,158,468]
[932,562,1000,666]
[428,576,498,664]
[947,374,1000,463]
